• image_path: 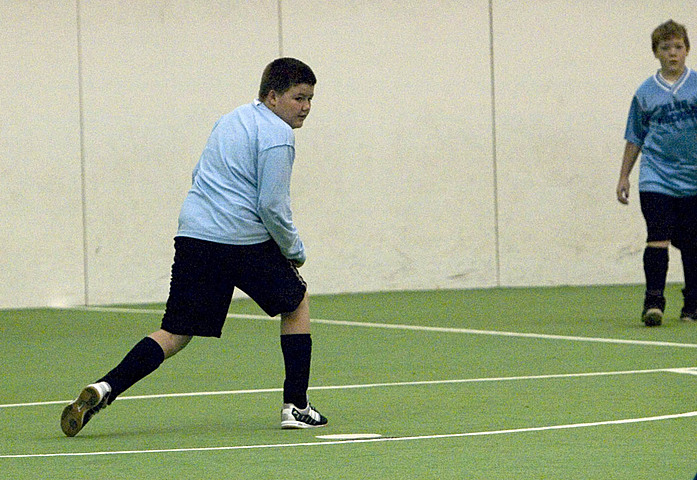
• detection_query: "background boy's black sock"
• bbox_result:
[280,334,312,409]
[643,246,669,298]
[98,336,165,404]
[681,246,697,305]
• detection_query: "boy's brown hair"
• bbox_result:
[258,58,316,101]
[652,19,690,53]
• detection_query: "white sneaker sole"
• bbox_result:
[281,419,327,429]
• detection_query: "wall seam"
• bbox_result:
[489,0,501,287]
[76,0,90,305]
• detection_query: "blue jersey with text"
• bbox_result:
[625,68,697,196]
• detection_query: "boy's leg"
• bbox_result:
[280,293,311,408]
[100,330,191,403]
[60,331,190,437]
[280,292,310,334]
[61,236,233,437]
[642,243,669,326]
[640,192,674,326]
[680,247,697,321]
[150,329,193,359]
[279,294,326,428]
[234,240,326,428]
[676,195,697,321]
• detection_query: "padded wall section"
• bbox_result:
[4,1,694,308]
[0,1,84,307]
[79,0,279,304]
[493,1,694,287]
[281,0,498,293]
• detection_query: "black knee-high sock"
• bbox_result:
[644,246,669,297]
[98,337,165,404]
[280,334,312,408]
[681,247,697,300]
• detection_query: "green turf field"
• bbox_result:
[2,284,697,479]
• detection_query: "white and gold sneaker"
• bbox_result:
[60,381,111,437]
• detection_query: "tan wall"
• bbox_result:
[285,1,498,293]
[1,1,84,307]
[493,0,691,286]
[78,1,279,304]
[1,1,693,307]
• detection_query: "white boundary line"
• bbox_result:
[2,410,696,459]
[68,306,697,349]
[3,367,696,409]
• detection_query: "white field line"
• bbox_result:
[68,305,697,349]
[667,367,697,376]
[2,410,696,459]
[2,367,695,409]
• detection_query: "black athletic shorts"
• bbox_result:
[640,191,697,250]
[161,236,307,337]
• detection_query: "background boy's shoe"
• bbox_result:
[642,307,664,326]
[680,308,697,322]
[642,293,666,327]
[60,382,111,437]
[281,403,328,429]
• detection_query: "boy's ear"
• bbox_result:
[266,89,279,106]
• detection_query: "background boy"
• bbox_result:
[61,57,327,436]
[616,20,697,326]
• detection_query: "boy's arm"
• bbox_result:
[616,141,641,205]
[256,145,306,266]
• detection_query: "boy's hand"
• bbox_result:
[617,142,640,205]
[616,177,631,205]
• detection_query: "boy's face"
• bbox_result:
[264,83,314,129]
[654,36,689,78]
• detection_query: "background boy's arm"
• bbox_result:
[616,141,641,205]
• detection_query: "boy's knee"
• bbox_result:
[280,294,310,335]
[150,329,192,359]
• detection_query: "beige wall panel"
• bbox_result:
[6,1,692,308]
[79,1,279,304]
[0,1,84,307]
[494,1,693,287]
[282,0,498,293]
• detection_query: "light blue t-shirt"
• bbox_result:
[625,68,697,197]
[177,100,306,264]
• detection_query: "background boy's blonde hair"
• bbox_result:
[652,19,690,53]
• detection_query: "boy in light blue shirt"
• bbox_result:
[617,20,697,326]
[177,98,306,264]
[62,58,327,436]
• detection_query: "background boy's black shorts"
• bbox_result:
[161,236,307,338]
[640,191,697,250]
